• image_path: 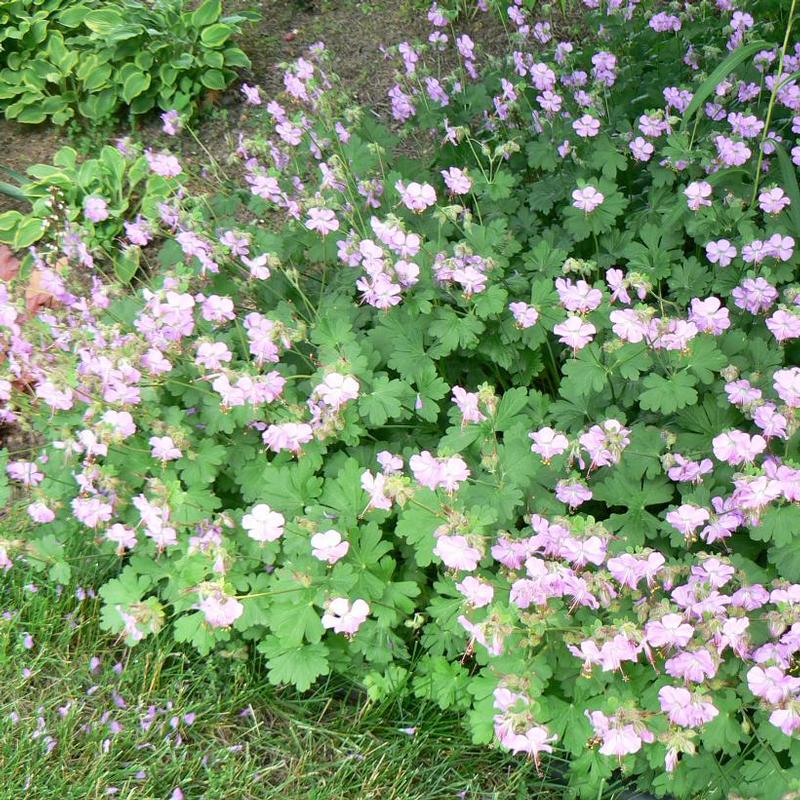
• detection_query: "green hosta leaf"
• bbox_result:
[83,9,125,35]
[200,69,227,91]
[121,70,150,103]
[639,372,698,414]
[200,23,233,48]
[191,0,221,26]
[258,637,330,691]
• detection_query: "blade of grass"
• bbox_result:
[681,40,769,141]
[774,142,800,238]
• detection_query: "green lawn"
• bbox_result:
[0,563,570,800]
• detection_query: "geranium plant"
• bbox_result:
[2,0,800,798]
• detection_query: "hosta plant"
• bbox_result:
[2,0,800,798]
[0,0,255,124]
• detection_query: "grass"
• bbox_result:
[0,562,571,800]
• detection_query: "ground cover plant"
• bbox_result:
[1,0,800,797]
[0,0,256,125]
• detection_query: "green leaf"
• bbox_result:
[177,440,227,484]
[114,248,139,284]
[639,372,698,414]
[258,637,330,691]
[191,0,222,26]
[560,345,608,398]
[684,336,726,384]
[122,70,150,104]
[83,9,125,35]
[174,611,221,656]
[200,23,233,48]
[200,69,227,91]
[395,488,442,566]
[751,504,800,548]
[358,374,407,425]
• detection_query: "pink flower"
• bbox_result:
[666,504,710,538]
[452,387,486,424]
[705,239,737,267]
[658,686,718,727]
[305,207,340,236]
[572,114,601,137]
[645,613,694,648]
[27,502,55,524]
[553,316,596,350]
[241,504,285,543]
[684,181,712,211]
[766,309,800,342]
[84,196,109,223]
[555,480,592,509]
[770,706,800,736]
[629,136,654,161]
[322,597,369,635]
[571,186,605,212]
[712,430,766,465]
[434,534,481,571]
[262,422,313,454]
[314,373,359,409]
[198,592,243,628]
[455,576,494,607]
[555,278,603,312]
[498,724,557,761]
[149,436,181,461]
[509,301,539,328]
[145,150,182,178]
[409,452,470,492]
[688,296,730,334]
[441,167,473,194]
[311,530,349,564]
[529,427,569,461]
[747,666,800,703]
[161,110,181,135]
[758,187,791,214]
[774,367,800,407]
[396,180,436,212]
[106,524,137,552]
[241,83,262,105]
[664,648,717,683]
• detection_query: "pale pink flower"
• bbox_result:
[571,186,605,212]
[553,316,596,350]
[529,427,569,461]
[198,592,243,628]
[322,597,369,635]
[149,436,181,461]
[311,530,349,564]
[241,504,285,543]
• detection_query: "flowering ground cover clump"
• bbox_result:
[2,0,800,797]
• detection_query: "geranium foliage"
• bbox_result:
[2,0,800,797]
